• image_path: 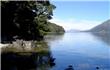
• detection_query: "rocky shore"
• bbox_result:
[1,39,49,54]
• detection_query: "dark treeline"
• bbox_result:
[1,1,64,43]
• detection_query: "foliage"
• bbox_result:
[43,22,65,34]
[1,1,56,42]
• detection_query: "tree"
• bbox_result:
[1,1,56,42]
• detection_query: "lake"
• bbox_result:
[2,32,110,70]
[45,32,110,70]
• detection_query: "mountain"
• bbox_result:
[89,19,110,33]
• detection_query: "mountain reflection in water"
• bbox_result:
[92,32,110,46]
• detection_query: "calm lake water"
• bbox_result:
[2,32,110,70]
[45,32,110,70]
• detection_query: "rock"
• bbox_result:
[65,65,74,70]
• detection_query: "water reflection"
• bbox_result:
[44,34,64,42]
[1,43,56,70]
[2,32,110,70]
[45,32,110,70]
[91,32,110,46]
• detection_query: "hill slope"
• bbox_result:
[90,20,110,33]
[40,22,65,35]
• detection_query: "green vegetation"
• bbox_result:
[1,1,65,43]
[1,1,65,55]
[38,22,65,35]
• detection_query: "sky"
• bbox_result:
[49,0,109,31]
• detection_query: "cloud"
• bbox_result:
[49,18,103,31]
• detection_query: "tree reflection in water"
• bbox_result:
[2,50,55,70]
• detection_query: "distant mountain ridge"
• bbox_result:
[66,29,81,33]
[89,19,110,33]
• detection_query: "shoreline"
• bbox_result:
[0,43,9,48]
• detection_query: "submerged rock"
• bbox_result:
[65,65,74,70]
